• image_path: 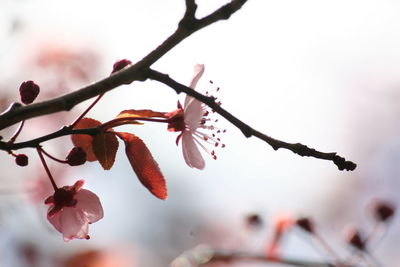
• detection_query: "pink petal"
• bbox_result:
[184,64,205,107]
[71,179,85,193]
[184,98,203,130]
[182,132,205,170]
[75,189,104,223]
[189,64,205,89]
[44,195,54,204]
[48,207,89,241]
[47,207,62,232]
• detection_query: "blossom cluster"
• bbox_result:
[10,62,224,241]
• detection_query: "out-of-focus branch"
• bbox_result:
[208,251,338,267]
[171,246,352,267]
[0,0,248,131]
[146,69,357,171]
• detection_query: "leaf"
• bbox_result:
[117,132,167,200]
[116,109,166,119]
[71,118,102,161]
[92,131,119,170]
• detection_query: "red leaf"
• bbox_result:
[116,109,166,119]
[71,118,102,161]
[117,132,167,199]
[92,131,119,170]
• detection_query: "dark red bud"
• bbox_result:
[246,214,263,228]
[296,217,314,233]
[374,201,395,223]
[19,80,40,104]
[66,147,87,166]
[15,154,28,166]
[347,229,365,251]
[111,59,132,74]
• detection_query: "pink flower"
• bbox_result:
[44,180,103,241]
[167,64,225,170]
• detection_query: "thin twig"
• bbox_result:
[0,0,248,131]
[146,69,357,171]
[0,127,99,150]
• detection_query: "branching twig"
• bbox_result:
[0,0,357,171]
[0,0,248,131]
[146,69,357,171]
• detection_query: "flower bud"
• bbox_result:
[66,147,87,166]
[19,80,40,104]
[347,228,365,251]
[15,154,29,166]
[111,59,132,74]
[245,213,262,228]
[373,201,395,223]
[296,217,314,233]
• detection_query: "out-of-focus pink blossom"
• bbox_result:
[167,64,224,170]
[44,180,103,241]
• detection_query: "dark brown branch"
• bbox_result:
[0,127,99,151]
[184,0,197,19]
[0,0,248,131]
[146,69,357,171]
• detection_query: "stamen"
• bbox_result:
[193,131,218,145]
[193,136,213,155]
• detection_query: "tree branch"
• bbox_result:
[208,251,339,267]
[172,247,353,267]
[146,69,357,171]
[0,127,99,151]
[0,0,248,131]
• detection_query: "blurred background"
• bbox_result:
[1,0,400,266]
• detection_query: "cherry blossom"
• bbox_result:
[167,64,225,170]
[44,180,103,241]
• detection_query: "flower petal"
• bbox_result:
[182,132,205,170]
[184,98,203,130]
[48,207,89,241]
[184,64,205,107]
[47,206,62,232]
[74,189,104,223]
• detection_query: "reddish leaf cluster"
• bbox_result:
[71,116,167,200]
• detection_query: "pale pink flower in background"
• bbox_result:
[44,180,103,241]
[167,64,225,170]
